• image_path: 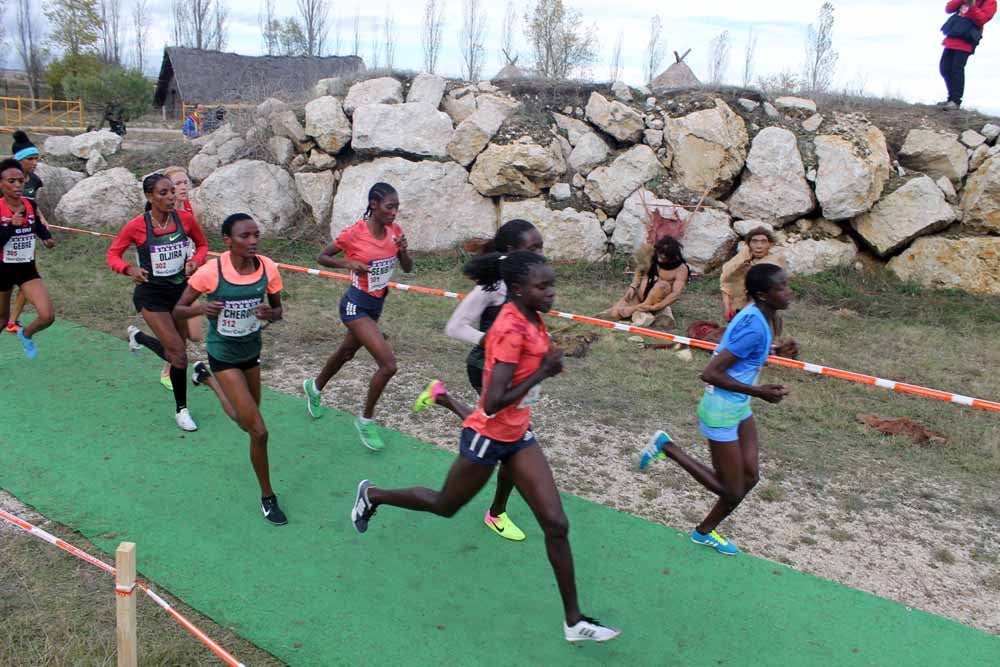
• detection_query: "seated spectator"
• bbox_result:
[182,104,205,140]
[609,236,688,329]
[720,227,785,322]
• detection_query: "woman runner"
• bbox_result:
[106,173,208,431]
[302,182,413,451]
[174,213,287,525]
[0,158,55,359]
[7,131,47,334]
[412,219,544,542]
[638,263,797,555]
[350,251,621,643]
[157,165,206,391]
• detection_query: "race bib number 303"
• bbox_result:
[367,256,397,292]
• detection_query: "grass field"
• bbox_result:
[1,229,998,664]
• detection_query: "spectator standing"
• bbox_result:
[182,104,205,139]
[939,0,997,110]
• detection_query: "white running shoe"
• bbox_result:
[127,325,142,353]
[564,616,621,642]
[175,408,198,432]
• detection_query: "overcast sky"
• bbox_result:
[7,0,1000,114]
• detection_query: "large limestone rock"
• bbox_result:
[611,80,633,102]
[312,77,345,98]
[351,103,453,159]
[898,129,968,184]
[407,73,446,107]
[71,130,123,159]
[256,97,290,119]
[447,106,506,167]
[888,236,1000,295]
[270,110,307,143]
[442,86,478,124]
[43,135,75,157]
[553,113,594,146]
[728,126,815,223]
[53,167,143,228]
[774,238,858,277]
[959,154,1000,233]
[85,151,107,176]
[469,139,566,197]
[268,136,295,164]
[813,127,890,220]
[681,208,736,274]
[342,77,404,116]
[295,171,336,224]
[584,145,663,213]
[35,163,85,220]
[584,92,645,143]
[332,158,495,251]
[499,198,606,261]
[610,189,688,251]
[193,160,304,233]
[774,96,817,113]
[304,96,353,154]
[664,99,749,196]
[188,152,220,182]
[568,132,609,176]
[851,176,956,256]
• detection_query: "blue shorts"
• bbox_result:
[458,427,537,467]
[699,415,752,443]
[339,286,385,323]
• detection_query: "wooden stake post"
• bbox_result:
[115,542,138,667]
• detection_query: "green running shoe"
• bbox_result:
[484,510,526,541]
[159,373,173,391]
[413,379,446,413]
[355,418,384,451]
[303,378,323,418]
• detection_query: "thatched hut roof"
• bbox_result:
[492,63,525,81]
[650,62,701,95]
[153,47,365,106]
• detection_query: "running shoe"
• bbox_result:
[126,325,142,353]
[6,320,21,333]
[351,479,376,533]
[484,510,526,541]
[690,528,740,556]
[564,616,621,642]
[175,408,198,432]
[192,361,211,386]
[159,373,173,391]
[413,379,446,413]
[303,378,323,418]
[637,430,673,471]
[17,329,36,360]
[355,418,384,451]
[261,495,288,525]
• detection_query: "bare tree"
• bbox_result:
[707,29,730,85]
[608,28,623,82]
[171,0,226,50]
[368,15,381,70]
[422,0,445,73]
[352,7,361,56]
[14,0,45,99]
[331,11,342,54]
[741,27,757,88]
[212,0,228,50]
[260,0,279,55]
[171,0,189,45]
[803,1,838,92]
[383,7,396,70]
[524,0,598,80]
[297,0,329,56]
[643,14,664,84]
[99,0,124,65]
[131,0,150,72]
[499,0,516,65]
[459,0,487,81]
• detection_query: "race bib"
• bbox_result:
[518,383,543,408]
[149,240,188,277]
[217,297,264,337]
[366,256,397,292]
[3,230,34,263]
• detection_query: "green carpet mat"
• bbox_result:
[2,322,997,666]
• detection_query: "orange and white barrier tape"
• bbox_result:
[47,224,1000,413]
[0,508,245,667]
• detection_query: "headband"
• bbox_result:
[14,147,39,161]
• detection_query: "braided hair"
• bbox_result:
[221,213,253,237]
[463,250,547,294]
[363,182,398,219]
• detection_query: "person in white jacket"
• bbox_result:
[413,219,544,542]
